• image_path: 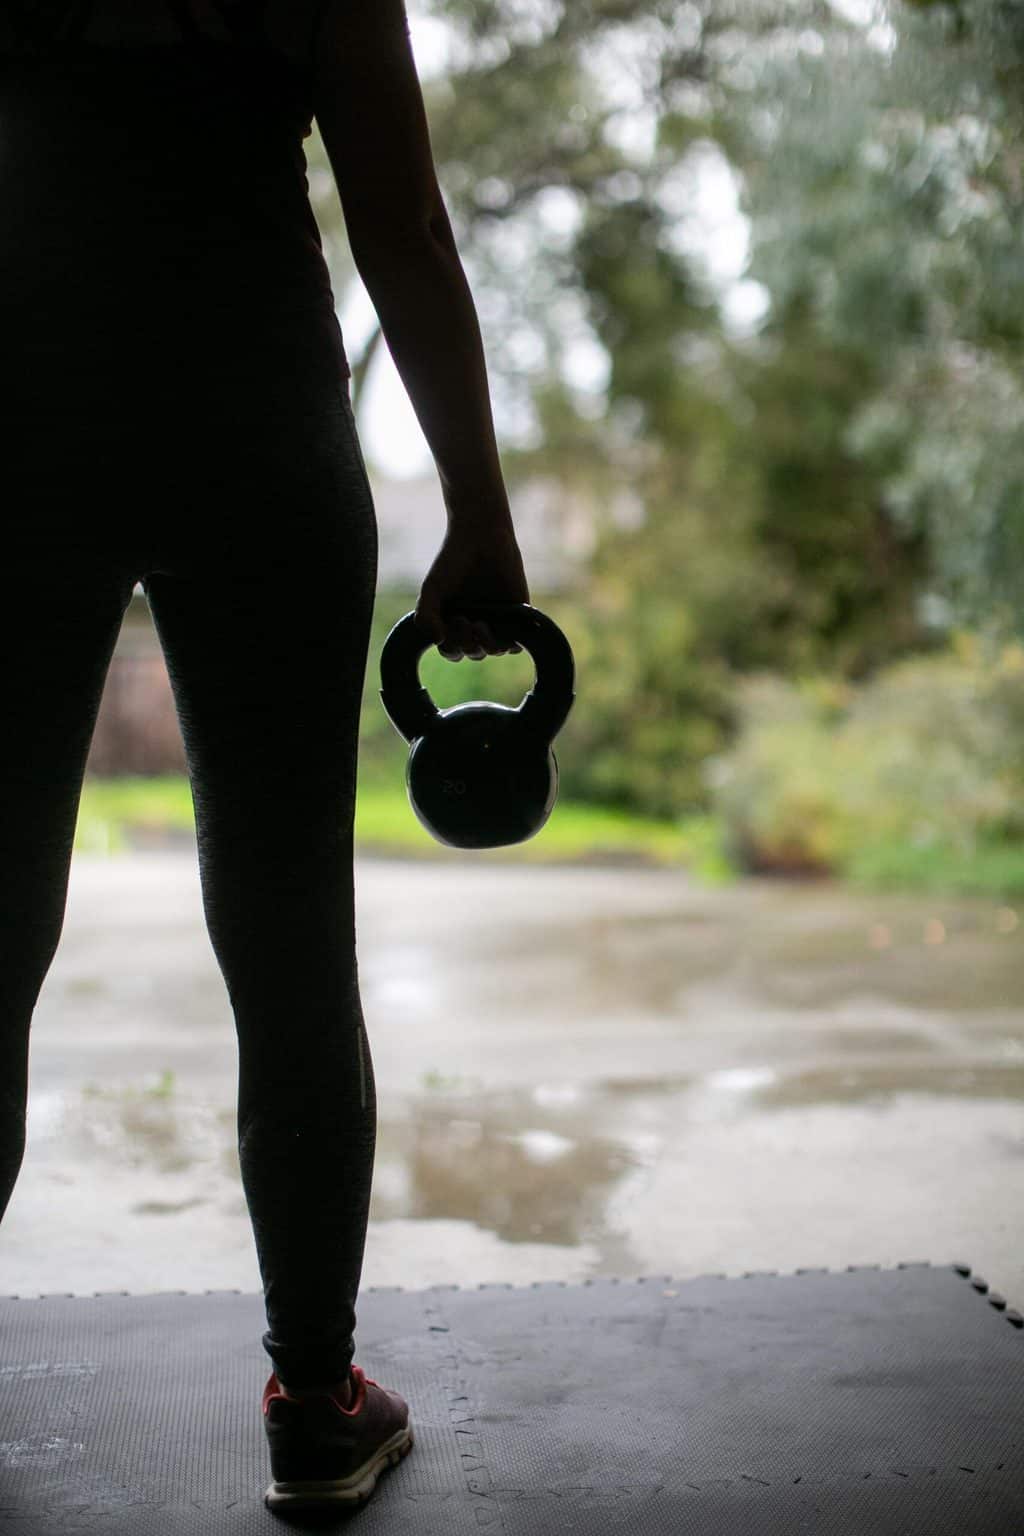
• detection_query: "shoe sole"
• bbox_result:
[264,1424,414,1511]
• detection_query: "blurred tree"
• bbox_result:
[722,0,1024,635]
[305,0,1020,815]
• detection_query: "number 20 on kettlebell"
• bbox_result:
[378,602,576,850]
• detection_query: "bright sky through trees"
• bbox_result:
[344,0,760,477]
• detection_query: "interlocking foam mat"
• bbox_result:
[0,1261,1021,1533]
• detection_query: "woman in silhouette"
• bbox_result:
[0,0,530,1510]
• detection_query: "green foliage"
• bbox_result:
[726,0,1024,632]
[77,765,723,874]
[730,317,934,676]
[711,635,1024,881]
[843,834,1024,898]
[314,0,1024,840]
[575,196,712,426]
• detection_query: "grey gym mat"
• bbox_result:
[0,1262,1020,1533]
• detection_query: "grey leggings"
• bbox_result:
[0,393,379,1390]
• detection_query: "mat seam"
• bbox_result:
[2,1262,1020,1329]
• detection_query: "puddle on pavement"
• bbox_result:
[10,866,1023,1298]
[29,1078,236,1184]
[23,1046,1024,1253]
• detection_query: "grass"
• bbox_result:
[76,776,196,855]
[73,774,1024,897]
[843,836,1024,900]
[73,774,736,880]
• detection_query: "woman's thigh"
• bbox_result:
[140,402,379,1025]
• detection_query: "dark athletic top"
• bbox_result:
[0,0,351,421]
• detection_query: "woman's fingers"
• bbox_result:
[437,617,525,660]
[438,616,475,660]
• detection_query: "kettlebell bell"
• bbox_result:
[379,602,575,849]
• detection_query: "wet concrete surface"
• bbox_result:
[2,852,1022,1315]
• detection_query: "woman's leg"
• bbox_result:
[0,559,136,1222]
[143,400,380,1390]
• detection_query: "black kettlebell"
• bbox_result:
[379,602,575,849]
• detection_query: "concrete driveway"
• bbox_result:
[2,852,1022,1313]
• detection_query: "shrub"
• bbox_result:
[709,633,1024,876]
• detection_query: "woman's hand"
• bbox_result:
[414,517,531,660]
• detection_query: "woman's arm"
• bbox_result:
[312,0,512,528]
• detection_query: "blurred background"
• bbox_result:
[82,0,1024,896]
[5,0,1023,1311]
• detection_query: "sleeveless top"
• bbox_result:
[0,0,352,421]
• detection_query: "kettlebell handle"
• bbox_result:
[379,602,575,745]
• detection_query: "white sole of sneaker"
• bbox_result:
[264,1423,414,1510]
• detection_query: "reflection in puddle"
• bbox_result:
[14,862,1024,1300]
[23,1052,1024,1259]
[704,1067,777,1094]
[130,1197,207,1216]
[392,1092,636,1247]
[27,1075,234,1183]
[512,1129,576,1164]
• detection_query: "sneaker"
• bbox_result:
[262,1364,414,1511]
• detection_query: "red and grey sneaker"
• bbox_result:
[262,1365,414,1511]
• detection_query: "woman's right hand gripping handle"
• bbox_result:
[414,514,531,662]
